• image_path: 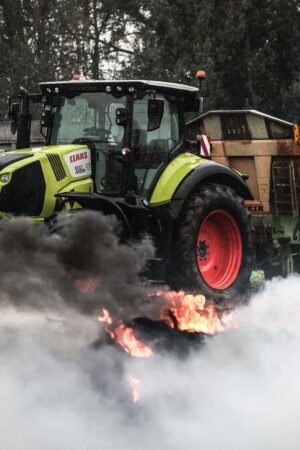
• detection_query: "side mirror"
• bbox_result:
[8,102,19,134]
[147,98,164,132]
[115,108,129,126]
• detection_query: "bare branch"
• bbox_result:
[99,39,134,55]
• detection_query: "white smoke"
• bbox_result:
[1,275,300,449]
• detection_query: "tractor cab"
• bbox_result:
[13,79,198,201]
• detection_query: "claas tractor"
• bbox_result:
[2,72,254,301]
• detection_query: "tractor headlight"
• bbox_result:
[0,173,10,183]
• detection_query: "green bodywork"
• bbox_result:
[0,145,209,220]
[149,153,208,206]
[0,144,93,220]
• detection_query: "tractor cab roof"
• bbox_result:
[39,79,198,95]
[39,79,199,111]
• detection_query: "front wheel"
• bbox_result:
[173,184,254,303]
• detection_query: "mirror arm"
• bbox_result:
[40,126,47,139]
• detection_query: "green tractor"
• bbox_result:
[2,74,254,301]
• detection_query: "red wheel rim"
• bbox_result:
[196,210,242,290]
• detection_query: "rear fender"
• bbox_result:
[170,161,254,219]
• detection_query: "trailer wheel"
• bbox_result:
[174,184,254,303]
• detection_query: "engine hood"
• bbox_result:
[0,144,88,170]
[0,153,33,171]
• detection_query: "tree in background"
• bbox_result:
[123,0,300,120]
[0,0,137,118]
[0,0,299,120]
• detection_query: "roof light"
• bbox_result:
[72,74,81,80]
[196,70,206,113]
[196,70,206,80]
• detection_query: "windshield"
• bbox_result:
[49,92,127,195]
[50,92,126,145]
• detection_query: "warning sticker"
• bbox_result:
[196,134,211,157]
[64,148,92,178]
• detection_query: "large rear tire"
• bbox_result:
[173,184,254,303]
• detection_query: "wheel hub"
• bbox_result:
[197,240,210,260]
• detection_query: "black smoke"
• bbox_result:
[0,211,154,315]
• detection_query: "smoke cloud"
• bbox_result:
[0,215,299,449]
[0,211,154,315]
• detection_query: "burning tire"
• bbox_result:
[174,184,254,302]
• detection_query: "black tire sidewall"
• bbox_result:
[174,184,254,301]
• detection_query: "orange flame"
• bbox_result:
[98,308,153,358]
[98,290,234,360]
[98,308,112,325]
[127,374,142,402]
[158,290,232,334]
[110,323,153,358]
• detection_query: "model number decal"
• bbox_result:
[64,148,91,178]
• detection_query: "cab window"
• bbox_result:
[132,94,180,197]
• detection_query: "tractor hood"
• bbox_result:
[0,144,93,219]
[0,144,89,158]
[0,152,33,171]
[0,144,91,176]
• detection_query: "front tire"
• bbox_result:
[173,184,254,302]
